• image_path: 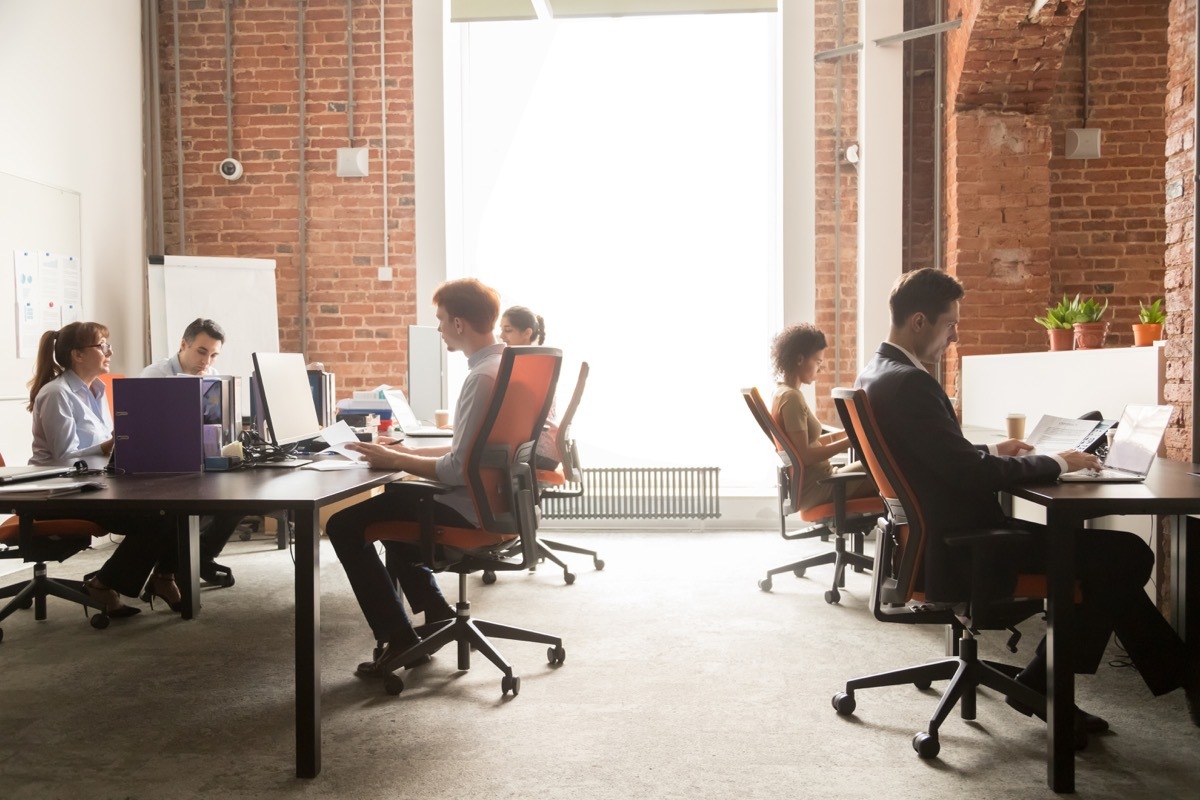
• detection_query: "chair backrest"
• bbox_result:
[831,387,927,609]
[554,362,588,483]
[97,373,124,419]
[464,346,563,535]
[741,386,804,515]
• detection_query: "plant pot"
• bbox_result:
[1047,328,1074,351]
[1132,323,1162,347]
[1072,321,1110,350]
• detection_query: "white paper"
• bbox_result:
[37,251,61,332]
[60,255,81,324]
[14,250,39,357]
[316,419,365,460]
[1024,415,1101,454]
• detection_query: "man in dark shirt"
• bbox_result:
[856,268,1197,739]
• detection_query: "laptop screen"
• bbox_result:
[1106,404,1172,474]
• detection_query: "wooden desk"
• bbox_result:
[1008,459,1200,793]
[0,463,404,779]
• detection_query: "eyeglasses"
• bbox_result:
[84,343,113,356]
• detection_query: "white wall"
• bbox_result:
[0,0,145,464]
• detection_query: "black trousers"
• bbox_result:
[1004,521,1186,696]
[85,513,242,598]
[326,489,468,643]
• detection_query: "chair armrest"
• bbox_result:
[382,478,453,496]
[814,472,869,487]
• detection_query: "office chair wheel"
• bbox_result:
[593,558,605,570]
[912,732,939,759]
[563,571,576,585]
[482,570,497,585]
[832,692,855,715]
[384,674,405,696]
[89,613,110,630]
[793,567,807,578]
[913,679,932,690]
[18,596,34,610]
[547,645,566,666]
[238,530,253,542]
[0,627,4,643]
[758,578,773,592]
[501,674,521,696]
[824,589,840,604]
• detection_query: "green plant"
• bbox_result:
[1138,298,1166,325]
[1034,294,1077,330]
[1073,295,1108,323]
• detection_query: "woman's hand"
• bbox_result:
[345,441,406,469]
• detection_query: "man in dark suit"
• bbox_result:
[855,268,1197,738]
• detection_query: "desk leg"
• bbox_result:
[1045,509,1077,793]
[295,508,321,779]
[178,514,201,620]
[1170,515,1192,643]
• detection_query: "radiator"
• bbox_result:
[541,467,721,520]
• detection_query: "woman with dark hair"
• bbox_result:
[498,306,559,470]
[27,322,182,617]
[770,323,876,510]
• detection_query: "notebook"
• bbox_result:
[382,388,453,437]
[0,465,72,485]
[1059,404,1173,483]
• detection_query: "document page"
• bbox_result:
[1024,415,1100,454]
[316,419,366,461]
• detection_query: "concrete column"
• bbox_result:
[857,3,905,366]
[413,0,450,327]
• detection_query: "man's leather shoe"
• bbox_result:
[1183,643,1200,728]
[354,634,431,678]
[1005,694,1101,749]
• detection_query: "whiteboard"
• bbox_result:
[0,171,82,400]
[147,255,279,413]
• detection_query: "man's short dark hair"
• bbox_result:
[889,269,964,327]
[182,318,225,343]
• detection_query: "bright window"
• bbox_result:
[447,12,780,488]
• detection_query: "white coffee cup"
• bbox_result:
[434,409,450,428]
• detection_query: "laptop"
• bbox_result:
[0,465,73,485]
[1059,404,1173,483]
[382,388,453,438]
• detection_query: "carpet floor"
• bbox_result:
[0,529,1196,799]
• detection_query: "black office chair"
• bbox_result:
[742,387,882,603]
[828,387,1062,758]
[367,346,567,697]
[0,455,110,638]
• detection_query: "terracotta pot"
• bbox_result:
[1132,323,1162,347]
[1072,321,1110,350]
[1047,328,1074,351]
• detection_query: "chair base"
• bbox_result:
[482,536,604,586]
[377,573,565,697]
[759,529,873,603]
[0,561,105,628]
[832,635,1044,759]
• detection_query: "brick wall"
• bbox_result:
[1048,0,1169,350]
[812,0,859,422]
[155,0,416,395]
[1164,0,1195,464]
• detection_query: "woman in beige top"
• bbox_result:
[770,323,876,510]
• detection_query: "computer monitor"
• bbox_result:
[200,375,241,446]
[251,352,324,447]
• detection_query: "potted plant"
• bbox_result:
[1072,295,1109,349]
[1034,295,1077,351]
[1132,298,1166,346]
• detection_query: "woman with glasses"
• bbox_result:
[27,321,181,619]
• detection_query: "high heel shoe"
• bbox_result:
[141,573,183,613]
[83,578,141,618]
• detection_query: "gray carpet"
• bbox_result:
[0,529,1196,799]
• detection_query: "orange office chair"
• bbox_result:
[828,387,1062,758]
[366,346,567,697]
[521,362,604,584]
[742,387,883,603]
[97,372,123,420]
[0,453,110,640]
